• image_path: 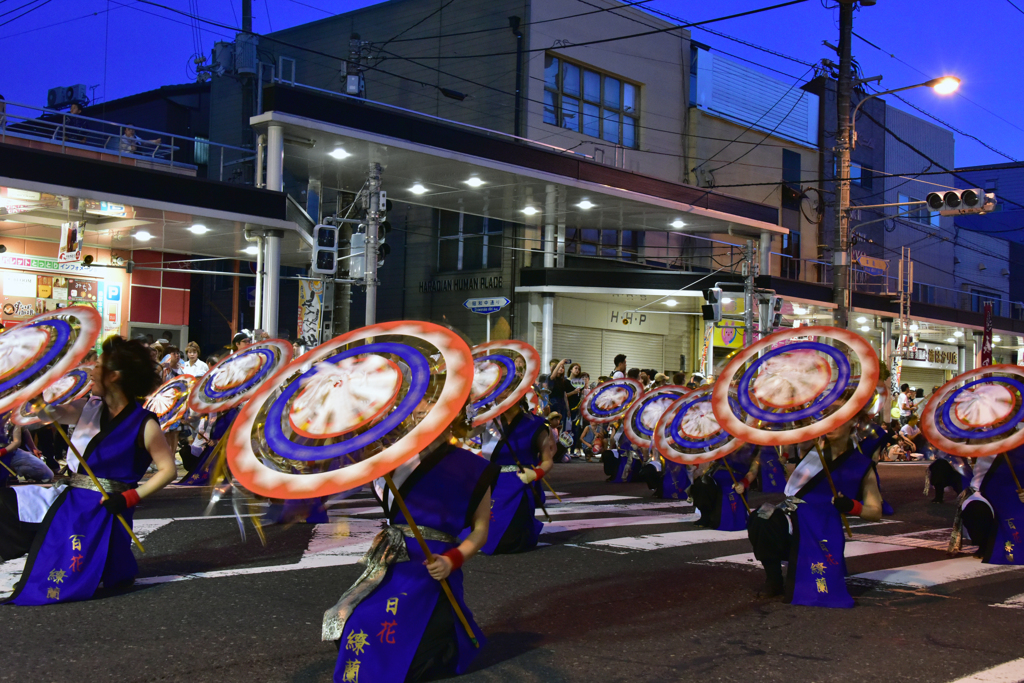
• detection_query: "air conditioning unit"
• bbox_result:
[46,84,88,110]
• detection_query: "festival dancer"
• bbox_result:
[639,449,691,500]
[4,337,176,604]
[471,399,554,554]
[324,401,498,682]
[927,453,972,504]
[746,416,883,605]
[690,447,751,531]
[601,421,643,483]
[178,406,239,486]
[955,449,1024,563]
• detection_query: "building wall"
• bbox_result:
[523,0,688,183]
[949,230,1010,315]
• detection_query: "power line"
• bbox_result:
[0,0,52,28]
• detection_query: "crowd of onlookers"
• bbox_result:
[535,351,711,463]
[882,381,944,461]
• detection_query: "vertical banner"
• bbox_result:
[298,279,324,346]
[700,321,713,375]
[890,334,905,397]
[981,301,993,367]
[58,221,82,263]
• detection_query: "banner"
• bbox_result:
[297,279,324,346]
[58,222,82,264]
[699,321,713,373]
[981,301,993,367]
[890,335,905,397]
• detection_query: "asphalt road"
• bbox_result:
[2,462,1023,683]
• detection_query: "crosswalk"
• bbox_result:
[3,489,1023,604]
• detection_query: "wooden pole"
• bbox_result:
[1003,452,1023,494]
[819,439,853,539]
[382,472,479,648]
[42,405,145,552]
[721,458,751,514]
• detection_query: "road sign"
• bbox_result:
[463,297,510,315]
[857,254,888,276]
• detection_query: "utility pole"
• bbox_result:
[832,0,855,329]
[743,240,754,344]
[364,162,382,325]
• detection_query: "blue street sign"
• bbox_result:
[463,296,510,315]
[246,286,256,307]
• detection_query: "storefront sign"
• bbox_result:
[0,252,103,277]
[713,319,746,348]
[3,272,36,298]
[901,342,959,371]
[59,221,83,263]
[418,275,503,293]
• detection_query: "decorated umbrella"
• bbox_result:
[580,378,644,424]
[188,339,294,415]
[711,326,880,534]
[652,385,749,511]
[0,307,143,550]
[146,375,197,432]
[920,365,1024,489]
[13,363,94,427]
[225,320,477,644]
[468,340,540,428]
[624,385,690,450]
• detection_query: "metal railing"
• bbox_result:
[0,100,254,182]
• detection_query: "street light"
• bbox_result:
[833,75,960,330]
[851,77,960,148]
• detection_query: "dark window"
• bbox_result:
[913,282,936,305]
[781,149,801,211]
[437,211,504,272]
[689,46,698,106]
[544,52,639,148]
[971,289,1002,317]
[898,193,940,227]
[780,229,801,280]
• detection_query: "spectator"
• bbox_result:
[686,373,704,390]
[898,416,925,459]
[653,373,669,387]
[672,371,686,386]
[639,370,651,389]
[612,354,627,379]
[565,363,585,454]
[181,341,209,376]
[120,124,161,154]
[897,383,916,426]
[64,102,87,143]
[232,331,252,352]
[160,345,183,380]
[547,359,572,436]
[253,328,270,342]
[626,367,640,381]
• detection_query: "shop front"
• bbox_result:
[894,340,959,398]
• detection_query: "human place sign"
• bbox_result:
[463,297,511,315]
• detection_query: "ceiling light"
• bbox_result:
[465,177,484,187]
[930,76,961,95]
[946,337,956,343]
[909,324,919,331]
[328,148,350,160]
[577,200,595,210]
[188,224,209,235]
[994,336,1002,343]
[242,245,259,255]
[860,326,870,332]
[522,206,539,216]
[134,230,152,241]
[856,316,867,324]
[410,184,428,195]
[722,297,733,304]
[664,299,677,307]
[670,219,686,229]
[953,330,964,338]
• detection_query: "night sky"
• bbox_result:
[1,0,1020,169]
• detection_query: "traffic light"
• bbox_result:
[377,242,391,267]
[349,231,365,279]
[311,224,339,275]
[702,287,722,322]
[769,295,784,331]
[925,189,996,216]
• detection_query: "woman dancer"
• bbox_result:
[4,337,175,604]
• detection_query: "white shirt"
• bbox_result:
[181,358,210,376]
[612,371,624,379]
[899,424,921,440]
[897,393,914,416]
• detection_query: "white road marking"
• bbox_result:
[539,501,692,518]
[852,556,1024,588]
[591,528,747,551]
[541,513,700,534]
[710,541,908,567]
[946,657,1024,683]
[549,495,639,504]
[992,593,1024,610]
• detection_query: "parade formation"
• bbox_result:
[0,305,1022,681]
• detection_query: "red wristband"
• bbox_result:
[0,447,7,458]
[441,548,464,571]
[742,474,754,486]
[849,499,863,517]
[123,489,141,508]
[534,467,546,480]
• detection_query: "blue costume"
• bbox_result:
[640,456,691,500]
[324,444,497,683]
[601,429,642,483]
[758,446,787,493]
[469,410,547,555]
[691,452,751,531]
[7,397,156,605]
[178,406,239,486]
[748,442,874,607]
[960,450,1024,564]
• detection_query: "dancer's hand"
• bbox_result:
[517,469,538,484]
[733,481,747,494]
[425,554,453,580]
[1017,490,1024,504]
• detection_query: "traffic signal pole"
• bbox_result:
[833,0,854,330]
[365,162,382,326]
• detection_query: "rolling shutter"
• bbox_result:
[601,329,665,374]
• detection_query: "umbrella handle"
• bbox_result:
[1004,453,1023,494]
[382,473,479,648]
[41,404,145,553]
[818,440,853,539]
[721,459,751,515]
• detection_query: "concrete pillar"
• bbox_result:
[262,229,283,337]
[541,293,554,365]
[266,124,284,192]
[759,231,771,277]
[543,184,556,269]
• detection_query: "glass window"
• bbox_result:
[583,103,601,137]
[544,53,638,148]
[563,62,580,97]
[584,70,601,103]
[543,90,557,126]
[971,289,1002,317]
[602,110,620,144]
[561,97,579,131]
[623,83,637,115]
[544,55,559,90]
[437,210,507,272]
[898,193,940,227]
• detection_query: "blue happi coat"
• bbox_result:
[8,398,155,605]
[178,406,239,486]
[332,445,497,683]
[661,459,691,500]
[976,449,1024,565]
[758,446,787,493]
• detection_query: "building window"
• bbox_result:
[781,149,802,211]
[689,46,699,106]
[194,137,209,165]
[543,53,639,148]
[438,210,504,272]
[913,282,935,305]
[780,231,801,280]
[971,289,1002,317]
[850,162,873,189]
[897,193,940,227]
[565,229,643,261]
